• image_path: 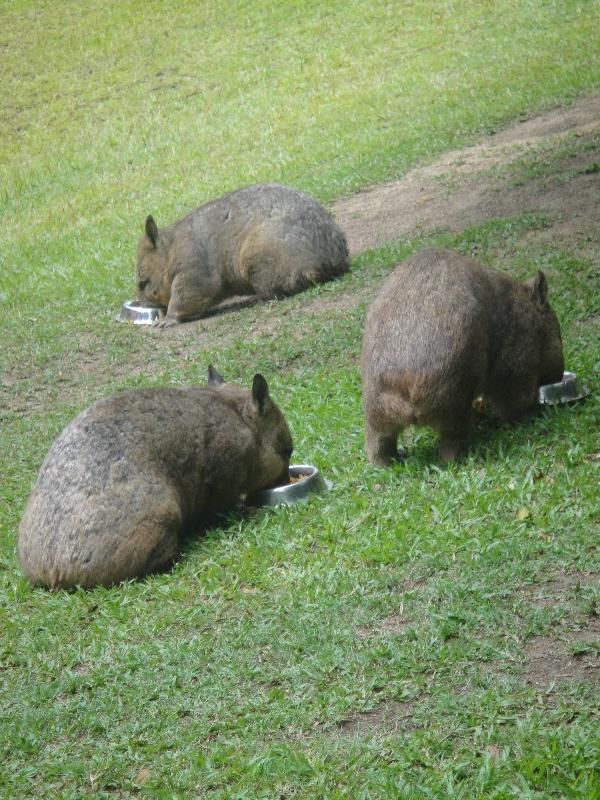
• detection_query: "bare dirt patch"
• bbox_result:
[326,698,419,738]
[518,571,598,610]
[333,94,600,255]
[356,613,414,640]
[517,571,600,688]
[524,617,600,688]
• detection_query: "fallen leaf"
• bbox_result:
[135,768,151,785]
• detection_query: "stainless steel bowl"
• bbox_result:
[246,464,332,507]
[117,300,163,325]
[538,371,590,406]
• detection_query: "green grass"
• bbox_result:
[1,1,600,797]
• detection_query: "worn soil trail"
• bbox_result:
[333,94,600,255]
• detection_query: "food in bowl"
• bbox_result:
[246,464,331,507]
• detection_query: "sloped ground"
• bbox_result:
[333,94,600,256]
[2,95,599,419]
[2,97,598,791]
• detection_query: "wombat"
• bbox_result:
[18,367,293,589]
[361,248,564,464]
[136,183,350,327]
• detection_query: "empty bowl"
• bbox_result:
[246,464,332,507]
[538,371,590,406]
[117,300,163,325]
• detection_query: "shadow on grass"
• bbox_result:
[384,401,583,472]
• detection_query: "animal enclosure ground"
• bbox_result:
[1,1,599,793]
[2,95,598,800]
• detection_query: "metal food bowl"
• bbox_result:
[117,300,163,325]
[538,371,590,406]
[246,464,332,508]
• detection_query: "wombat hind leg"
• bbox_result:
[437,414,472,463]
[365,419,404,467]
[85,498,183,587]
[138,524,180,579]
[243,245,320,300]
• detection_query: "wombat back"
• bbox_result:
[361,248,564,464]
[18,370,293,589]
[136,184,349,327]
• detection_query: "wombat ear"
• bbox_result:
[531,270,549,309]
[145,215,159,249]
[207,364,225,386]
[251,374,272,416]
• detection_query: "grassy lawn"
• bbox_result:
[1,1,600,797]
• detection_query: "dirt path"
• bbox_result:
[333,94,600,255]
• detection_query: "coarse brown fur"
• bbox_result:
[136,183,349,327]
[361,248,564,464]
[18,368,293,589]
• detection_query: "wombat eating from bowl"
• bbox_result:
[18,367,293,589]
[361,248,564,464]
[136,183,349,327]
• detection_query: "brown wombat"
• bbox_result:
[18,367,293,589]
[136,183,349,327]
[361,248,564,464]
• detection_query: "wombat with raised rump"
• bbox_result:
[361,248,564,464]
[18,367,293,589]
[136,183,349,327]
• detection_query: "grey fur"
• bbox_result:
[136,183,350,327]
[18,369,293,589]
[361,248,564,464]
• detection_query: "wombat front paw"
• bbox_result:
[153,316,180,329]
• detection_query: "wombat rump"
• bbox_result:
[361,248,564,464]
[18,368,293,589]
[136,183,349,327]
